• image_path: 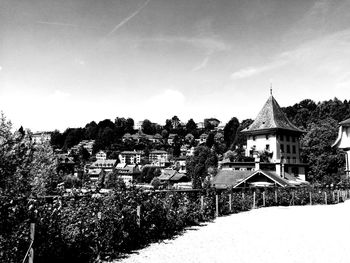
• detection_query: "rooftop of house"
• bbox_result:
[212,169,308,189]
[242,95,304,134]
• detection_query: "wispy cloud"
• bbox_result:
[231,28,350,82]
[149,36,230,52]
[37,21,99,29]
[106,0,151,36]
[231,60,286,80]
[192,56,210,72]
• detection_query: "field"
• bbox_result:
[116,201,350,263]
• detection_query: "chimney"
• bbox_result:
[275,159,281,177]
[254,155,260,170]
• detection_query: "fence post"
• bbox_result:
[309,191,312,205]
[262,192,265,207]
[29,223,35,263]
[253,191,256,209]
[136,205,141,228]
[215,195,219,217]
[292,191,295,206]
[228,194,232,213]
[324,191,327,205]
[332,191,335,203]
[200,196,204,211]
[275,189,278,204]
[337,190,340,203]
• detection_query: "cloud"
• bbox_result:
[231,60,286,80]
[106,0,151,36]
[231,28,350,81]
[192,56,210,72]
[147,36,230,53]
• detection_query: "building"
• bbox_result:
[96,150,107,160]
[212,93,309,189]
[115,164,141,186]
[88,159,117,174]
[241,93,307,180]
[119,151,142,164]
[149,150,169,167]
[332,118,350,177]
[32,131,52,144]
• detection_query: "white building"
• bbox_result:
[241,94,306,180]
[96,150,107,160]
[332,118,350,177]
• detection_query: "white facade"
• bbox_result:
[333,122,350,176]
[246,133,301,164]
[96,150,107,160]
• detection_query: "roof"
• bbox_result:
[212,170,253,189]
[242,95,304,134]
[340,118,350,126]
[121,151,142,155]
[212,169,306,189]
[158,169,187,181]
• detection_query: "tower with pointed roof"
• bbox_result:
[332,118,350,177]
[242,94,307,180]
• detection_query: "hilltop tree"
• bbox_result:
[224,117,240,148]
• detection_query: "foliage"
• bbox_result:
[223,117,240,148]
[300,118,344,183]
[186,146,218,189]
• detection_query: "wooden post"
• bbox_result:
[324,191,327,205]
[242,192,245,199]
[29,223,35,263]
[200,196,204,210]
[332,191,335,203]
[337,190,340,203]
[228,194,232,213]
[292,191,295,206]
[215,195,219,217]
[136,205,141,227]
[309,191,312,205]
[253,191,256,209]
[262,192,266,207]
[275,189,278,204]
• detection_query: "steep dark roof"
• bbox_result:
[340,118,350,126]
[242,95,304,134]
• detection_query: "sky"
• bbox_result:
[1,0,350,132]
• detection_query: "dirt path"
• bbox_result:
[115,201,350,263]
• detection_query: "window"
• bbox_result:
[253,136,256,141]
[292,157,297,164]
[266,135,269,140]
[280,144,284,153]
[292,136,296,143]
[280,135,284,141]
[292,145,296,154]
[287,145,290,153]
[266,144,270,151]
[286,135,290,142]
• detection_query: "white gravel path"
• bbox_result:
[115,201,350,263]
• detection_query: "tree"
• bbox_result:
[85,121,98,139]
[186,146,218,189]
[140,167,161,183]
[301,118,344,184]
[50,129,64,149]
[171,115,181,129]
[224,117,240,148]
[142,119,155,135]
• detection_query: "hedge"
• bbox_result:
[1,187,349,263]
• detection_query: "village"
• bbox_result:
[31,93,350,193]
